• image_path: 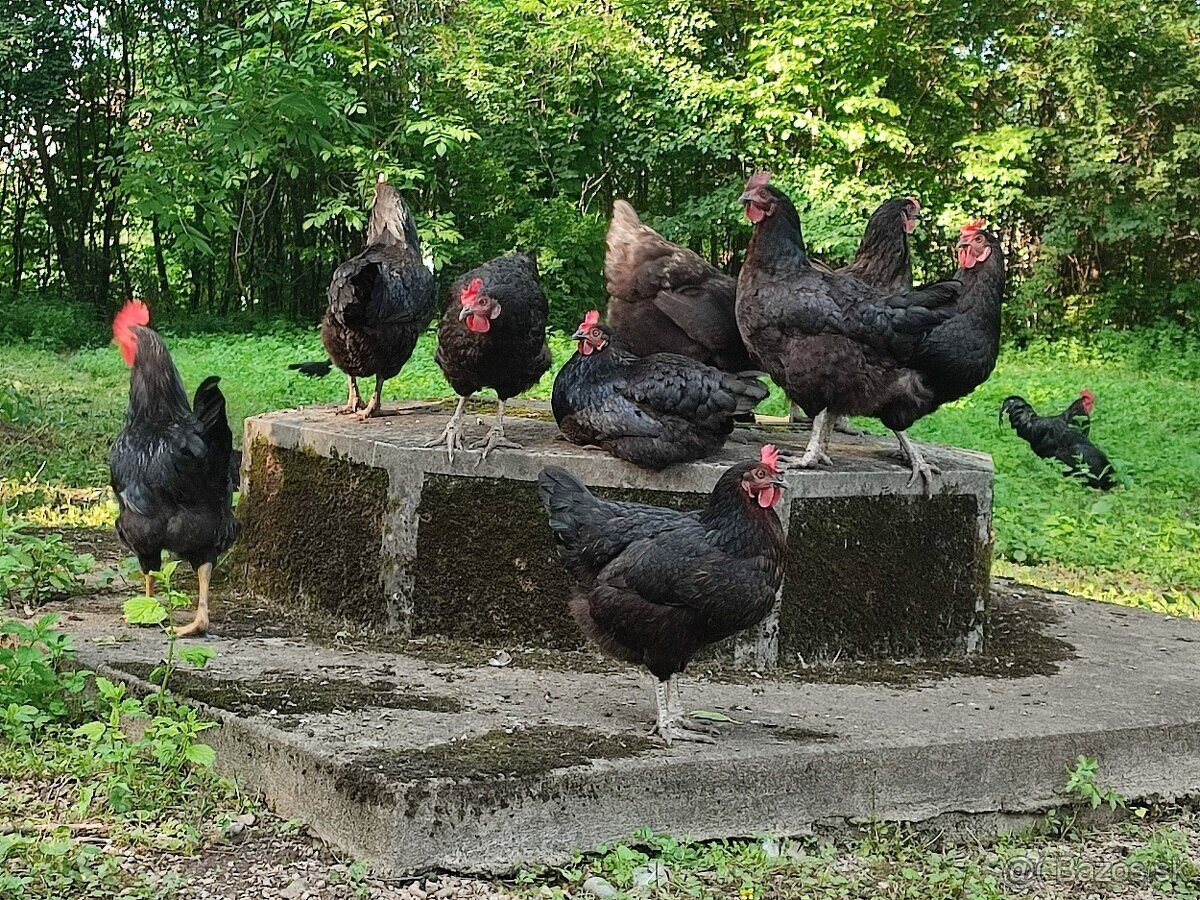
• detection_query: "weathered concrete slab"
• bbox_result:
[59,582,1200,874]
[237,402,994,664]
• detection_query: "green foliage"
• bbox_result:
[1063,755,1126,811]
[2,0,1198,334]
[0,510,94,609]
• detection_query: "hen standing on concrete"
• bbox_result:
[321,174,436,420]
[429,253,552,461]
[538,446,786,744]
[109,301,238,638]
[735,172,969,493]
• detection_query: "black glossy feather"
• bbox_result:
[538,462,785,681]
[1000,396,1115,489]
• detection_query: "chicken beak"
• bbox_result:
[458,306,472,322]
[571,328,587,341]
[737,190,753,205]
[770,477,787,488]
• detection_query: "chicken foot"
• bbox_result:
[789,404,864,436]
[357,374,395,420]
[338,376,367,415]
[144,573,156,598]
[652,678,717,746]
[784,409,835,468]
[895,431,940,497]
[171,562,211,639]
[471,399,524,464]
[425,395,469,462]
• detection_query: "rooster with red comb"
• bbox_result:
[538,445,786,744]
[109,301,238,637]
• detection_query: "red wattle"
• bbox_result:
[579,341,593,356]
[958,247,975,269]
[757,485,780,508]
[745,205,766,224]
[466,314,491,334]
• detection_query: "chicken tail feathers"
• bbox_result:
[193,376,235,477]
[288,359,333,378]
[731,372,771,414]
[538,466,594,527]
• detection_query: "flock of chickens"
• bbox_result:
[107,172,1116,743]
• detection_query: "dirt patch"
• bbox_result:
[335,725,655,805]
[113,662,462,722]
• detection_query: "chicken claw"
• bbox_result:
[833,417,867,437]
[425,395,470,462]
[337,376,367,415]
[171,562,211,639]
[470,400,522,464]
[895,431,941,497]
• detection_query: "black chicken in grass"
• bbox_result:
[428,253,552,461]
[1000,391,1115,489]
[551,311,769,470]
[109,301,238,638]
[321,173,436,419]
[538,445,786,745]
[604,199,753,373]
[737,173,1004,495]
[287,360,332,378]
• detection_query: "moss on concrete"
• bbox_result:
[694,584,1073,687]
[237,440,390,625]
[782,494,987,662]
[115,662,461,721]
[334,726,655,805]
[412,476,582,648]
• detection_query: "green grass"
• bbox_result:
[1,325,1198,615]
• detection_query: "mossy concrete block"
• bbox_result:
[238,403,993,664]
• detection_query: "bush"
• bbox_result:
[0,294,105,351]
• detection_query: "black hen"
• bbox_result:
[552,311,769,470]
[321,173,436,419]
[736,172,966,493]
[538,445,786,744]
[429,253,552,461]
[838,197,920,292]
[1000,391,1114,489]
[109,301,238,637]
[287,360,332,378]
[604,199,753,372]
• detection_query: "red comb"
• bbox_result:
[112,300,150,367]
[1080,389,1095,401]
[746,170,772,189]
[582,310,601,327]
[906,196,920,211]
[960,218,987,235]
[113,299,150,337]
[460,277,483,303]
[760,444,780,473]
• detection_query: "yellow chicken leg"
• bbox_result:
[172,562,211,638]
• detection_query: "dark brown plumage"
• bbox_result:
[429,253,551,461]
[321,174,436,419]
[838,197,920,292]
[109,301,237,638]
[735,172,969,493]
[538,447,786,744]
[604,200,754,372]
[551,312,769,470]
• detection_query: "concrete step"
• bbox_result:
[61,580,1200,875]
[236,402,994,665]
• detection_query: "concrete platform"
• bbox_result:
[61,581,1200,875]
[236,402,994,664]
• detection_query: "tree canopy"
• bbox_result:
[2,0,1197,336]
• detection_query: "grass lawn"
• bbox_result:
[2,324,1197,615]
